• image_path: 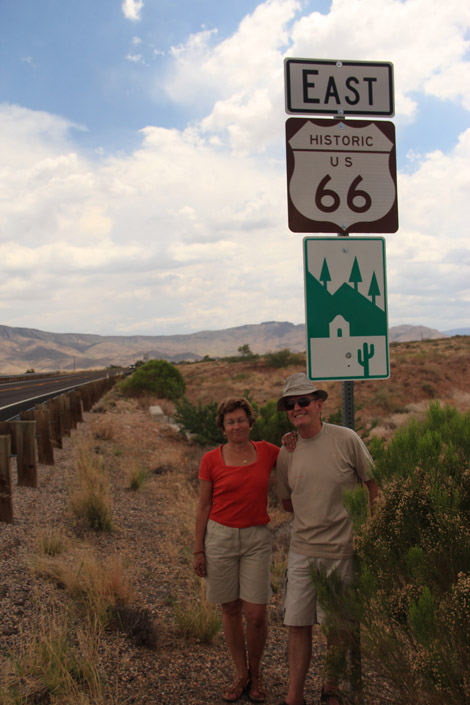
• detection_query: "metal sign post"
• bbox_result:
[337,231,356,430]
[284,56,398,705]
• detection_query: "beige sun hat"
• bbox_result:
[277,372,328,411]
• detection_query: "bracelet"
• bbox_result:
[193,550,204,554]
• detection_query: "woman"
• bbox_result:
[193,397,280,703]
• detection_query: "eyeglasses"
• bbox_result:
[224,417,250,427]
[284,397,317,411]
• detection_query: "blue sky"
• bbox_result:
[0,0,469,339]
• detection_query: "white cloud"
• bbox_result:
[21,56,37,69]
[159,0,470,155]
[122,0,143,22]
[1,0,470,335]
[126,53,144,64]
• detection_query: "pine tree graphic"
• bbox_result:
[368,271,380,304]
[349,256,362,292]
[320,258,331,290]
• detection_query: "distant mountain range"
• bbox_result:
[0,322,466,374]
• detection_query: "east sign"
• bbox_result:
[285,58,394,117]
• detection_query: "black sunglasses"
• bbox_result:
[284,396,317,411]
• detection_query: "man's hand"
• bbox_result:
[282,431,298,452]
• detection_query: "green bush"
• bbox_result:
[315,402,470,705]
[250,400,293,446]
[119,359,186,400]
[174,396,292,448]
[263,348,304,368]
[174,398,224,447]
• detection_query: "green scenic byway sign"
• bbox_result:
[304,237,389,381]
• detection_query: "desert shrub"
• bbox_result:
[111,605,158,649]
[175,396,292,448]
[237,343,259,360]
[263,348,304,367]
[326,407,343,425]
[250,400,292,446]
[119,359,186,400]
[315,402,470,705]
[174,397,224,446]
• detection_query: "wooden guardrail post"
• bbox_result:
[21,407,54,466]
[81,384,92,412]
[15,421,38,487]
[0,422,16,454]
[0,421,38,488]
[59,394,72,436]
[71,390,83,424]
[0,435,13,524]
[67,392,78,431]
[46,397,63,449]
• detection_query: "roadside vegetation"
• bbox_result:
[314,402,470,705]
[1,337,469,704]
[118,358,186,400]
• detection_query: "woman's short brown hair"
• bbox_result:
[216,397,256,430]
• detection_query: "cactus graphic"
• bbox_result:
[357,342,375,377]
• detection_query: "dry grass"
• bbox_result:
[174,580,222,644]
[147,446,200,567]
[270,546,288,595]
[0,607,114,705]
[89,415,116,441]
[125,459,150,491]
[33,552,134,624]
[36,527,68,557]
[69,443,113,531]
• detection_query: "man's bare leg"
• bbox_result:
[284,624,312,705]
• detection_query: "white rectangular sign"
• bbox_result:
[285,58,394,117]
[304,237,389,381]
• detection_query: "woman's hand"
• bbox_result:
[193,551,206,577]
[282,431,298,452]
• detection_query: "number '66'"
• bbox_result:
[315,175,372,214]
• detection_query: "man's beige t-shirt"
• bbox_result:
[276,423,373,559]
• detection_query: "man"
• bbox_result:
[276,373,379,705]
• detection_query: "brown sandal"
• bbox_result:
[222,674,250,702]
[248,672,266,702]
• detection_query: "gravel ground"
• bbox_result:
[0,397,382,705]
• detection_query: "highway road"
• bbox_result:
[0,370,122,421]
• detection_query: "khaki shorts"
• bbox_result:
[204,519,272,605]
[283,550,354,626]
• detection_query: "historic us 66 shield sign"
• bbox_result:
[286,118,398,233]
